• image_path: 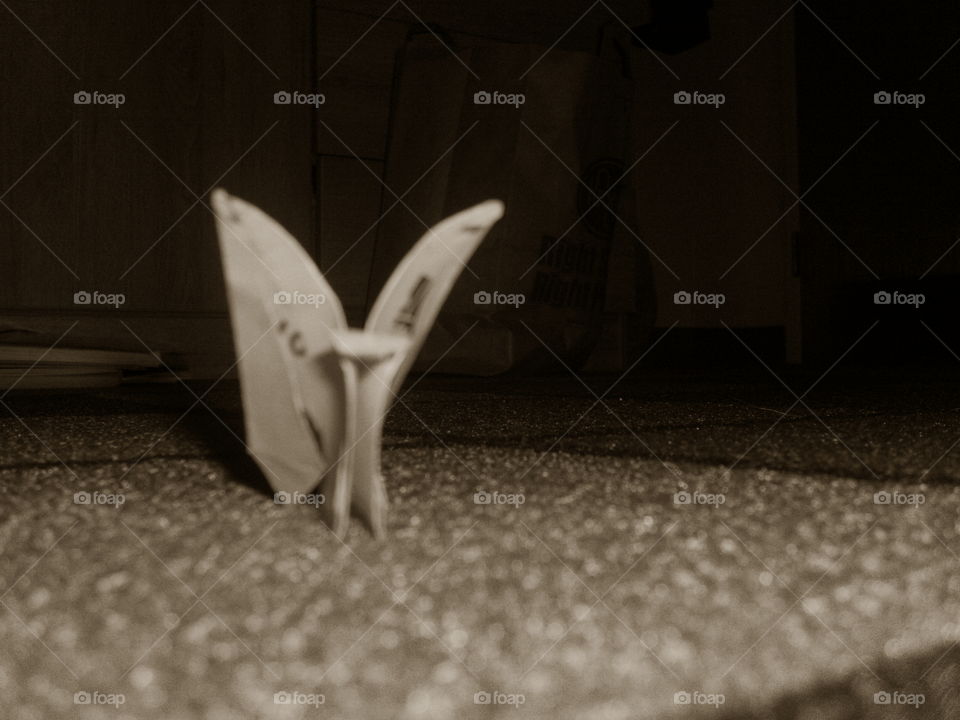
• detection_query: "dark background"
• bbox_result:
[1,0,958,375]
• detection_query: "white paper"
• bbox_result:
[211,189,504,537]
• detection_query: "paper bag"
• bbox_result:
[370,34,649,374]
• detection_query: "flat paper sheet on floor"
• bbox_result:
[211,189,503,538]
[0,342,160,389]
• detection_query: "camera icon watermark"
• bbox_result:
[274,491,325,507]
[673,90,725,108]
[74,490,125,508]
[274,690,325,707]
[74,690,126,707]
[473,290,525,308]
[74,90,125,108]
[673,290,725,308]
[273,90,325,108]
[873,490,924,507]
[873,690,924,707]
[74,290,126,308]
[474,489,525,507]
[872,290,924,308]
[474,690,526,706]
[873,91,925,108]
[673,490,725,508]
[674,690,725,707]
[473,90,525,108]
[273,290,326,307]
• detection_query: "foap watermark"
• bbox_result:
[473,90,525,108]
[74,491,125,508]
[873,290,924,308]
[474,691,526,707]
[674,90,725,108]
[674,290,725,308]
[674,691,725,708]
[474,490,525,507]
[274,690,325,707]
[874,690,925,707]
[273,90,325,108]
[74,290,125,308]
[274,491,325,507]
[474,290,525,308]
[874,490,924,508]
[74,90,125,108]
[274,290,326,308]
[874,91,925,108]
[674,490,725,508]
[74,691,125,708]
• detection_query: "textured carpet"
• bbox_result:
[1,370,959,719]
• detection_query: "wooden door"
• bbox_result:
[0,0,314,376]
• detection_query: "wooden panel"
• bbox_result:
[318,157,385,325]
[116,0,315,313]
[0,2,82,309]
[73,1,200,315]
[0,0,314,375]
[315,9,409,159]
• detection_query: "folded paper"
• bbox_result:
[211,189,504,538]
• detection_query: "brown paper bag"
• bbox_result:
[369,32,651,374]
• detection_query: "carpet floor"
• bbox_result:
[2,369,959,719]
